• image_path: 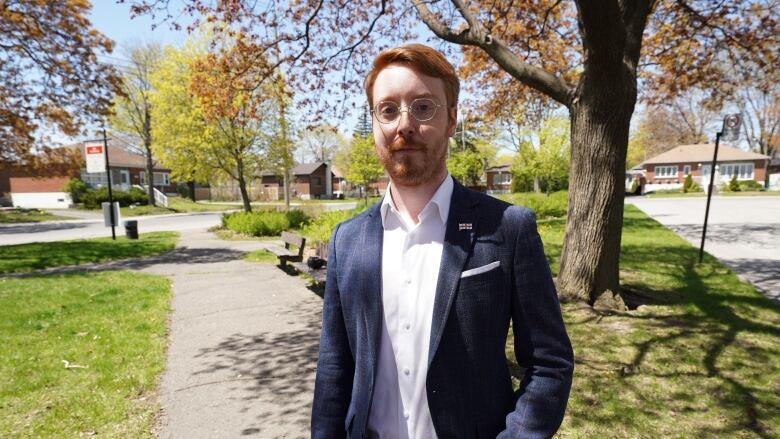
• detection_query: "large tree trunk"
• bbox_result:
[556,54,637,310]
[283,169,290,211]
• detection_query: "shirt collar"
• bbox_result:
[380,173,453,229]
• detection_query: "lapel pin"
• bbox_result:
[459,223,472,231]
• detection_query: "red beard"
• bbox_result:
[378,136,446,186]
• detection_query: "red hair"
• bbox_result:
[364,44,460,109]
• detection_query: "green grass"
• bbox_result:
[121,205,175,217]
[0,232,179,273]
[512,205,780,437]
[0,209,75,223]
[242,249,277,264]
[0,271,171,438]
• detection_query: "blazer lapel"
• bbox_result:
[361,203,384,377]
[428,182,479,366]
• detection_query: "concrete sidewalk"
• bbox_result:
[135,230,322,438]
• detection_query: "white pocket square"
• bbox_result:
[460,261,501,278]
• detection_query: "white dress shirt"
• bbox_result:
[366,175,453,439]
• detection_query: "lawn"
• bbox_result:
[118,197,240,217]
[517,205,780,437]
[0,208,75,223]
[242,249,277,263]
[0,232,179,273]
[646,190,780,198]
[0,271,171,438]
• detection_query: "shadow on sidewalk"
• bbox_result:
[192,306,321,437]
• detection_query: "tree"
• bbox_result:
[353,106,372,139]
[511,116,570,193]
[1,0,120,167]
[447,148,485,187]
[267,77,297,211]
[298,124,345,163]
[341,135,383,206]
[109,42,163,206]
[127,0,778,309]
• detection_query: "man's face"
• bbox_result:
[371,64,457,187]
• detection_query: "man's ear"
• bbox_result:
[447,106,458,137]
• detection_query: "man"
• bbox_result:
[312,43,574,438]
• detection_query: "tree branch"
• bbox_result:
[413,0,573,107]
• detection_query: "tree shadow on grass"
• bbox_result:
[0,221,90,235]
[612,242,780,437]
[190,305,321,438]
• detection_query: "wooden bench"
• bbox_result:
[267,231,306,267]
[291,261,327,284]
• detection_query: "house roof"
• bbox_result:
[640,144,769,166]
[486,164,511,172]
[70,140,170,171]
[261,161,344,177]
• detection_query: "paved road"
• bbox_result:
[0,212,223,246]
[626,196,780,301]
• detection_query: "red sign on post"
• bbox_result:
[84,142,106,173]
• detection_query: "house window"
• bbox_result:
[153,172,170,186]
[655,166,678,178]
[494,173,512,184]
[720,163,754,180]
[683,165,691,176]
[312,176,322,186]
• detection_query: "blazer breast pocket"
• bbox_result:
[460,261,501,279]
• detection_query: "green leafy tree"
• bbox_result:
[683,174,693,193]
[447,148,485,187]
[343,135,383,206]
[109,42,163,206]
[728,175,740,192]
[267,76,297,210]
[511,117,570,193]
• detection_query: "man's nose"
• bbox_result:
[395,109,415,136]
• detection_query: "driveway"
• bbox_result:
[626,195,780,301]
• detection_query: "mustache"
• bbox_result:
[389,138,424,151]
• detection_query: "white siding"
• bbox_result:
[11,192,73,209]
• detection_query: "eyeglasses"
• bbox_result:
[371,98,442,124]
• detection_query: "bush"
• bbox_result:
[81,187,148,209]
[221,209,311,237]
[682,174,692,193]
[63,178,88,203]
[301,206,368,246]
[728,175,741,192]
[738,179,763,191]
[629,179,639,195]
[500,191,568,219]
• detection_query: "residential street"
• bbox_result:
[626,196,780,301]
[0,212,223,246]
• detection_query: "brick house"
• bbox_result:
[260,162,343,200]
[1,141,176,209]
[635,144,770,193]
[76,140,176,194]
[485,164,512,193]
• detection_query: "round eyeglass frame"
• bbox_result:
[371,98,442,124]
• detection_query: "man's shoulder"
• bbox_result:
[332,202,379,238]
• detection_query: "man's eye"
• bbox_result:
[379,105,397,114]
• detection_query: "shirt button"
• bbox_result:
[405,279,412,285]
[403,411,410,419]
[403,367,410,376]
[404,322,411,330]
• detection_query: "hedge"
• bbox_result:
[221,209,310,237]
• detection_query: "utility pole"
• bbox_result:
[102,123,116,240]
[699,114,741,263]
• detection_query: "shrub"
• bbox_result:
[81,187,146,209]
[301,206,368,246]
[728,175,741,192]
[63,178,88,203]
[129,187,149,204]
[629,179,639,195]
[738,179,763,191]
[682,174,693,193]
[499,191,568,219]
[221,209,311,237]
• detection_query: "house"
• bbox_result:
[76,140,177,194]
[634,143,770,193]
[260,162,344,200]
[2,141,176,209]
[485,165,512,193]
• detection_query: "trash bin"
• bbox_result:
[124,220,138,239]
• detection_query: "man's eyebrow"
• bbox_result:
[374,92,438,102]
